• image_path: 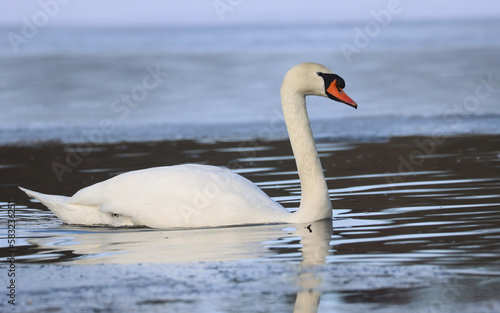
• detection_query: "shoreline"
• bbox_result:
[2,114,500,147]
[1,130,500,147]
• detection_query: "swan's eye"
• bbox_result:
[112,213,119,218]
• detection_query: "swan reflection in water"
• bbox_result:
[27,219,333,312]
[292,219,332,313]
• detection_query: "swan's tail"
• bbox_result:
[19,186,106,225]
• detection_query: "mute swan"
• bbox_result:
[20,62,357,228]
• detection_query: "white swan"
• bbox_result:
[20,62,357,228]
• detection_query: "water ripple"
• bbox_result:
[1,136,499,267]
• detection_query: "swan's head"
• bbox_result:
[281,62,357,109]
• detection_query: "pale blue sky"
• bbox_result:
[0,0,499,27]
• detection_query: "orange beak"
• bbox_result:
[327,80,357,109]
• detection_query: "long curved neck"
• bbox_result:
[281,87,332,223]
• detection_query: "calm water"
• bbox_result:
[1,136,499,268]
[0,20,500,144]
[1,135,500,312]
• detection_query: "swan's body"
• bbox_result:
[20,62,357,228]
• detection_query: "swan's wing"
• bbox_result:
[19,186,133,226]
[69,164,289,228]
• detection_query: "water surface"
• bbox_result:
[1,135,499,267]
[1,20,500,144]
[1,136,500,312]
